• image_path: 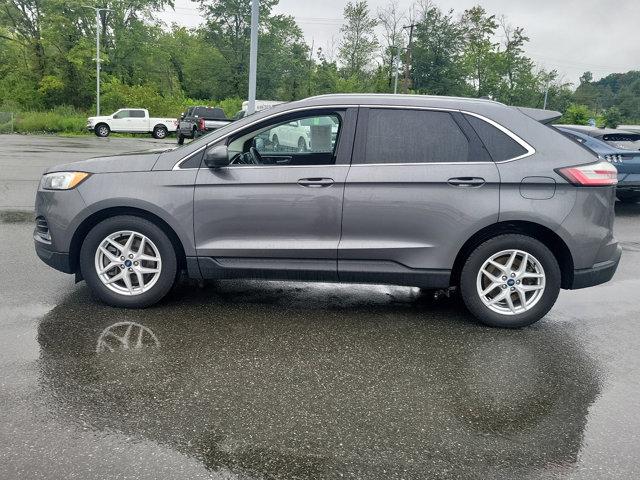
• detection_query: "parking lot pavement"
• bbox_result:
[0,134,174,209]
[1,136,639,479]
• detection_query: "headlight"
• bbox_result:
[42,172,90,190]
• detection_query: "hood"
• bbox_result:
[87,115,111,123]
[46,151,163,174]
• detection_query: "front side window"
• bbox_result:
[227,113,342,166]
[362,109,470,164]
[113,110,130,119]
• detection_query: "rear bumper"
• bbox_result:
[570,244,622,289]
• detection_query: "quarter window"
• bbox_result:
[465,114,528,161]
[362,109,470,164]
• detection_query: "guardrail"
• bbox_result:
[0,112,14,133]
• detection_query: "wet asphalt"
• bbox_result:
[0,135,639,479]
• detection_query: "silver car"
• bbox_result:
[34,94,621,328]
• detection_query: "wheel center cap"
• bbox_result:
[507,278,515,287]
[124,259,133,268]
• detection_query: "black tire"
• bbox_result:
[459,234,561,328]
[177,134,185,145]
[617,192,640,203]
[94,123,110,137]
[152,125,168,139]
[79,215,178,308]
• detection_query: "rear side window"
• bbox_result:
[130,110,146,118]
[465,114,528,161]
[362,109,470,164]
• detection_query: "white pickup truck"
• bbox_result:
[87,108,178,139]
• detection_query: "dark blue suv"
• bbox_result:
[557,125,640,202]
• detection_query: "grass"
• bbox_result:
[12,109,86,134]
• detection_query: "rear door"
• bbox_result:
[338,107,501,287]
[193,108,357,281]
[129,109,148,132]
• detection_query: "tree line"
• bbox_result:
[0,0,638,126]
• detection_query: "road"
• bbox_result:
[0,134,174,209]
[0,134,639,479]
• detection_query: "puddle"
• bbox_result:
[0,210,33,223]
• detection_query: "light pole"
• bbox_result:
[84,6,112,116]
[543,79,550,110]
[393,47,400,94]
[247,0,259,115]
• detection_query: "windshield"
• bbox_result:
[601,133,640,151]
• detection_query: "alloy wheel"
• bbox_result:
[94,230,162,296]
[476,249,546,315]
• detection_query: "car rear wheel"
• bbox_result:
[95,123,110,137]
[459,234,561,328]
[177,134,185,145]
[152,125,168,139]
[617,192,640,203]
[80,215,178,308]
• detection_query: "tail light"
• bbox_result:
[557,161,618,186]
[199,118,205,131]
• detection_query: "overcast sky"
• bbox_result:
[162,0,640,87]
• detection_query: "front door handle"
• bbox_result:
[448,177,486,187]
[298,177,334,188]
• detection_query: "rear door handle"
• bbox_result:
[448,177,486,187]
[298,177,334,188]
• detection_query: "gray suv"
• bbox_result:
[34,94,621,328]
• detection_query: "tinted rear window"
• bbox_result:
[465,115,527,161]
[362,109,470,164]
[195,107,226,120]
[601,133,640,151]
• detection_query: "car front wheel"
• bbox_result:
[459,234,561,328]
[95,123,110,137]
[79,215,178,308]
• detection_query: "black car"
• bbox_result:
[177,106,231,145]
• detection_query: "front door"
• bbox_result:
[109,109,131,132]
[338,107,501,287]
[193,108,357,281]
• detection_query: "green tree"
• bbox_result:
[410,3,467,96]
[601,106,623,128]
[338,1,378,80]
[559,104,593,125]
[377,0,406,91]
[460,6,499,97]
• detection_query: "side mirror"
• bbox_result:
[204,145,230,168]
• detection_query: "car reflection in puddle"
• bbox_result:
[96,321,160,353]
[36,281,601,479]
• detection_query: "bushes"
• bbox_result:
[14,106,86,134]
[0,95,245,135]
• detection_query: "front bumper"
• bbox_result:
[34,236,73,273]
[570,244,622,289]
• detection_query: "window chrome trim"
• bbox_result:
[172,102,536,169]
[462,110,536,163]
